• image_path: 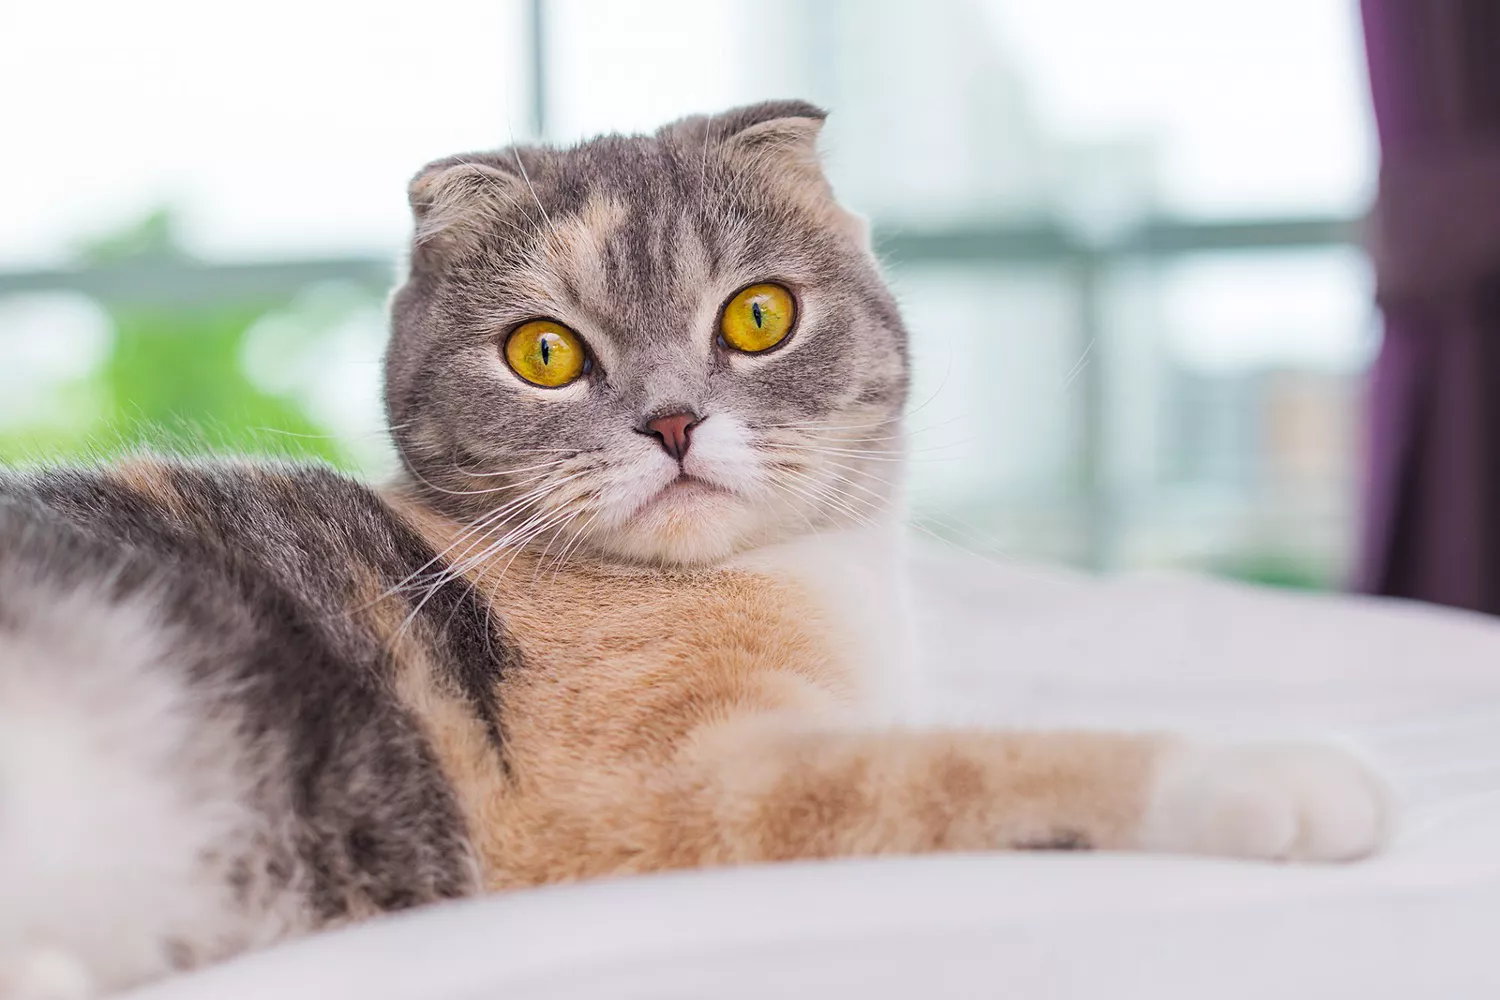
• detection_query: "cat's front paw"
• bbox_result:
[1138,741,1391,862]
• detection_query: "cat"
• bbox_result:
[0,101,1388,998]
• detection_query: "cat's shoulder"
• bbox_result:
[0,456,441,593]
[4,452,366,509]
[4,453,390,529]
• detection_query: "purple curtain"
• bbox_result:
[1358,0,1500,613]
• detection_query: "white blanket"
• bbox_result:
[129,548,1500,999]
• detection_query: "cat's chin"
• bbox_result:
[590,478,769,567]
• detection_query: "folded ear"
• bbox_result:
[406,154,528,262]
[722,114,825,183]
[705,99,828,140]
[685,99,828,180]
[676,100,868,252]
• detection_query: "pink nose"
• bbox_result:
[641,411,699,461]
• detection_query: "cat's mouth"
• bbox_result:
[600,461,765,564]
[632,473,735,517]
[661,473,732,497]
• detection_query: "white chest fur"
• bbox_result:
[728,523,917,721]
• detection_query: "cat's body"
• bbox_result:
[0,459,910,993]
[0,102,1388,998]
[0,464,484,993]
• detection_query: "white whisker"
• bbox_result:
[452,458,573,479]
[388,468,596,602]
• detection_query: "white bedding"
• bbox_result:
[128,548,1500,999]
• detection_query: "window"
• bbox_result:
[1,0,1376,586]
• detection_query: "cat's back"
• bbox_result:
[1,456,515,698]
[5,457,449,615]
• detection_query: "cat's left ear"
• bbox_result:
[685,101,871,253]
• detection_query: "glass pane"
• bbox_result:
[1101,249,1376,585]
[3,0,1380,588]
[893,264,1088,564]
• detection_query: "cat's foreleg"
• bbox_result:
[650,723,1388,865]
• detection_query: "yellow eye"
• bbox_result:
[719,283,796,353]
[504,320,588,388]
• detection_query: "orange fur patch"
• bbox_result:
[108,458,189,522]
[379,487,1164,888]
[349,570,506,882]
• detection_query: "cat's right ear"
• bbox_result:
[671,102,871,254]
[406,155,527,265]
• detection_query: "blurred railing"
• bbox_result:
[0,257,395,306]
[0,216,1358,305]
[0,214,1361,569]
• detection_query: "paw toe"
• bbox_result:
[1143,741,1391,862]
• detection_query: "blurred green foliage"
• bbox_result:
[1214,552,1332,591]
[0,209,347,468]
[97,304,343,463]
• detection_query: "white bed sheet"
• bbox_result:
[128,549,1500,999]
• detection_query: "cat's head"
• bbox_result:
[385,101,909,567]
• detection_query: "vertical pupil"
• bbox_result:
[752,301,764,328]
[540,336,551,366]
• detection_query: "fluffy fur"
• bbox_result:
[0,102,1388,998]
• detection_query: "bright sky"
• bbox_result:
[1,0,1374,268]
